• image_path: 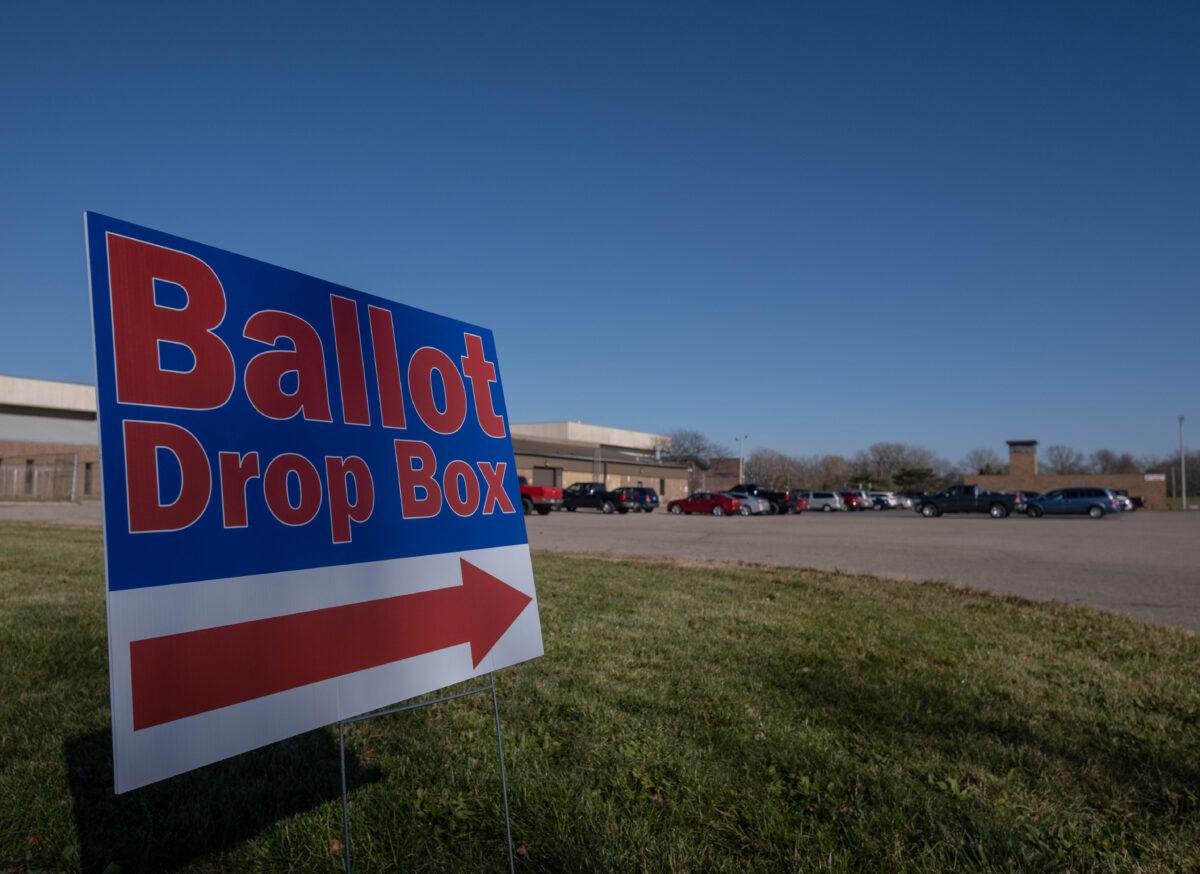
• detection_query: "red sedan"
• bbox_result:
[668,492,742,516]
[839,491,869,510]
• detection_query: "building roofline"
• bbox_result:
[0,375,97,415]
[0,373,95,389]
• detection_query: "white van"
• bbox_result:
[801,491,846,512]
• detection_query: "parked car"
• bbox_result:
[914,484,1019,518]
[1112,491,1137,512]
[1010,490,1042,514]
[791,493,809,512]
[869,491,900,509]
[839,491,870,511]
[1026,488,1121,519]
[625,486,659,512]
[894,493,915,510]
[562,482,632,514]
[723,490,770,515]
[801,491,846,512]
[668,491,742,516]
[518,476,563,515]
[609,487,649,514]
[729,483,795,515]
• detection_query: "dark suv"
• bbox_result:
[625,486,659,512]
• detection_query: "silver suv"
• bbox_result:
[802,491,845,512]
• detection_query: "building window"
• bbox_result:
[24,459,34,496]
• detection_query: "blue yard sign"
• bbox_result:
[86,213,542,792]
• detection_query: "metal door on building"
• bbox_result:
[533,466,561,487]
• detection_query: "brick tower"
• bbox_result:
[1006,440,1038,477]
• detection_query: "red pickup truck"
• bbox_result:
[518,476,563,515]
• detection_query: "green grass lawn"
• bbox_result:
[1,522,1198,872]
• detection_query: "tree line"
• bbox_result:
[1039,445,1199,498]
[662,430,1199,496]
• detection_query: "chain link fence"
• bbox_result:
[0,453,90,501]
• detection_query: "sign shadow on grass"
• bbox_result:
[64,726,381,873]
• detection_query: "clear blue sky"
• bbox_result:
[2,2,1196,461]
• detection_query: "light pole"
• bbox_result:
[736,435,748,483]
[1181,416,1187,511]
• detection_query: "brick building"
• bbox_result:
[688,456,742,494]
[510,421,691,501]
[0,375,101,500]
[1,377,694,504]
[967,439,1169,510]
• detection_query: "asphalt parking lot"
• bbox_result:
[5,500,1197,633]
[526,508,1200,634]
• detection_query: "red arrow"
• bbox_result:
[129,559,532,730]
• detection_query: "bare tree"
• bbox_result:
[1090,449,1141,475]
[745,449,873,490]
[812,454,853,489]
[855,442,942,487]
[745,449,798,489]
[962,448,1006,476]
[662,429,728,466]
[1043,445,1087,475]
[1142,450,1199,498]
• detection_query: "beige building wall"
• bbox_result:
[514,426,691,502]
[511,421,665,451]
[560,469,597,488]
[514,452,689,501]
[601,462,689,501]
[0,375,96,414]
[514,454,595,489]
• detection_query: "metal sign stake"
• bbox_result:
[338,720,352,873]
[490,672,517,874]
[336,678,517,874]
